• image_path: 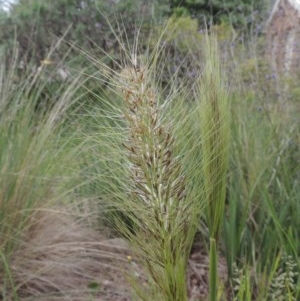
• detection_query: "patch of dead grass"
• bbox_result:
[1,209,228,301]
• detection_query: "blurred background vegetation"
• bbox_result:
[0,0,273,64]
[0,0,276,94]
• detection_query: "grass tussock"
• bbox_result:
[83,29,232,301]
[0,47,91,299]
[0,60,80,251]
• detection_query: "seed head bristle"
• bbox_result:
[119,65,186,228]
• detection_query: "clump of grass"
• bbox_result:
[0,45,87,296]
[224,40,300,292]
[83,24,232,299]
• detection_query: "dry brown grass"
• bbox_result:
[0,206,229,301]
[4,208,132,301]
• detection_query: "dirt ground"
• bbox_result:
[3,211,228,301]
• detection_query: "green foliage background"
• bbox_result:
[169,0,270,28]
[0,0,168,64]
[0,0,272,65]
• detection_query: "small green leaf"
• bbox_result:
[87,282,100,290]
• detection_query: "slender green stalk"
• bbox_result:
[0,250,18,301]
[199,34,231,241]
[197,33,231,301]
[209,238,217,301]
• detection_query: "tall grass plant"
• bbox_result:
[0,46,87,282]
